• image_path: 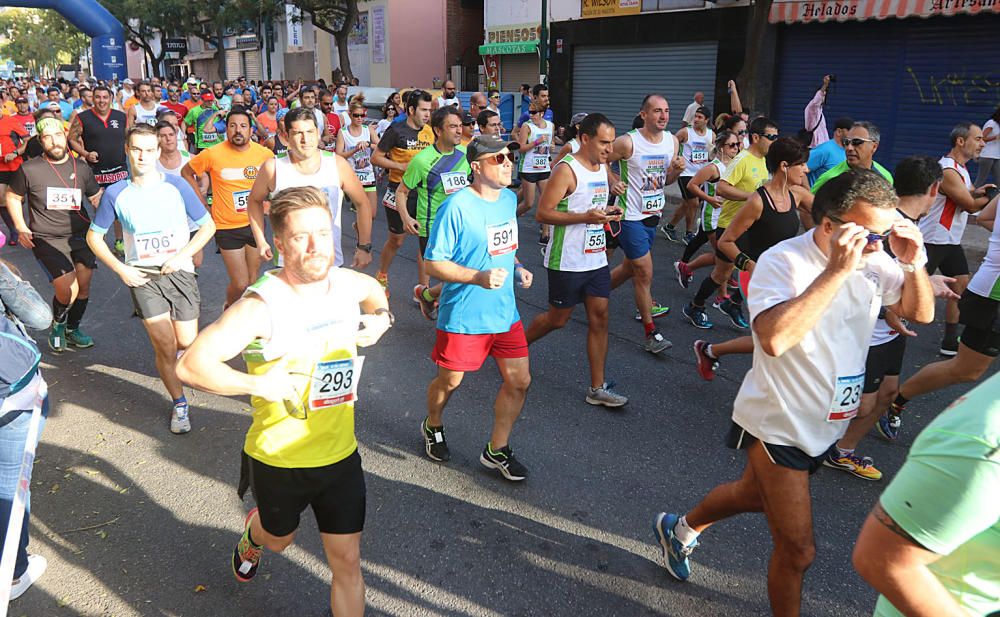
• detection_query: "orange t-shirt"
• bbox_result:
[256,112,278,137]
[187,141,273,230]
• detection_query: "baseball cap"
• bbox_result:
[465,134,519,163]
[14,96,27,104]
[834,117,855,131]
[123,78,134,85]
[45,101,61,112]
[200,92,215,102]
[461,111,475,126]
[186,77,199,85]
[570,112,587,126]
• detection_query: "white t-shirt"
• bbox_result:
[967,207,1000,301]
[733,229,904,456]
[682,100,700,125]
[983,119,1000,160]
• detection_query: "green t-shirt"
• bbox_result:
[811,160,893,194]
[401,144,470,238]
[183,104,204,129]
[874,371,1000,617]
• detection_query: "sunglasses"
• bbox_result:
[738,129,748,135]
[352,112,367,118]
[478,152,514,165]
[756,132,779,141]
[490,95,500,100]
[168,89,179,93]
[724,142,740,148]
[842,137,876,147]
[828,215,892,244]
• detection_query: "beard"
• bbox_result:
[288,253,333,282]
[43,145,67,160]
[230,133,248,145]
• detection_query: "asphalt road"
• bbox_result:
[3,198,994,617]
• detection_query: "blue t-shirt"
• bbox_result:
[91,174,210,269]
[807,139,846,186]
[424,187,521,334]
[517,108,553,128]
[57,100,73,121]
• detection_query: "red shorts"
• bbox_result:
[432,320,529,372]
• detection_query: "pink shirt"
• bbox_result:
[805,90,829,148]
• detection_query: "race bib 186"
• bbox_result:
[487,219,518,257]
[440,170,468,195]
[46,187,82,211]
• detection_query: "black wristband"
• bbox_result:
[734,252,751,271]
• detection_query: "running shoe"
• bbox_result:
[875,405,903,442]
[9,554,46,600]
[712,295,727,310]
[693,340,719,381]
[65,327,94,348]
[586,383,628,408]
[683,231,697,246]
[653,512,697,582]
[171,401,191,434]
[48,321,66,353]
[939,337,958,357]
[375,272,390,298]
[232,507,263,582]
[682,304,712,330]
[421,418,450,462]
[643,329,672,354]
[674,261,693,289]
[822,451,883,481]
[634,303,671,321]
[113,239,125,257]
[537,235,549,246]
[480,444,528,481]
[413,285,438,321]
[661,225,683,245]
[717,298,749,329]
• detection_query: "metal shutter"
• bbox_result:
[772,15,1000,171]
[572,42,717,135]
[243,50,263,81]
[500,55,539,92]
[224,49,241,80]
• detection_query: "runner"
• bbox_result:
[0,99,31,245]
[256,96,280,149]
[395,105,471,319]
[525,113,628,408]
[684,116,778,332]
[247,106,374,272]
[916,122,994,356]
[86,124,216,434]
[5,117,102,351]
[156,120,207,268]
[68,85,128,255]
[661,106,714,245]
[158,84,188,120]
[335,94,378,223]
[652,169,933,617]
[182,107,273,307]
[126,81,158,128]
[554,113,588,163]
[476,110,503,138]
[674,130,741,289]
[421,135,533,481]
[811,121,893,193]
[175,186,391,617]
[608,94,686,353]
[370,89,434,297]
[192,93,227,152]
[435,80,460,110]
[515,103,554,227]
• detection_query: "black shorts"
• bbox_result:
[726,422,834,474]
[520,171,550,183]
[863,335,907,393]
[0,171,13,185]
[383,182,418,235]
[214,226,257,251]
[678,176,696,201]
[31,236,97,281]
[547,266,610,308]
[247,449,366,537]
[924,243,970,277]
[129,270,200,321]
[419,235,429,257]
[605,222,621,250]
[958,290,1000,357]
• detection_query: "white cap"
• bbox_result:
[123,78,134,85]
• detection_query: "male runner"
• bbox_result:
[159,84,188,120]
[69,85,127,254]
[182,107,273,307]
[176,186,391,617]
[397,105,471,318]
[916,122,993,355]
[516,84,551,128]
[661,106,714,245]
[192,93,227,152]
[319,90,342,152]
[607,94,685,354]
[0,98,31,244]
[811,122,892,192]
[247,106,374,271]
[126,81,159,128]
[371,89,434,296]
[477,110,502,138]
[6,117,102,351]
[86,124,215,434]
[421,135,534,481]
[467,93,488,136]
[526,113,627,407]
[653,170,934,617]
[806,115,853,185]
[157,119,207,267]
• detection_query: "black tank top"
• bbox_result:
[77,109,128,186]
[744,185,800,261]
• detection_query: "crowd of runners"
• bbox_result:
[0,72,997,617]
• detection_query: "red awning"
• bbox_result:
[769,0,1000,24]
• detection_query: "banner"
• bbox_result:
[286,3,304,52]
[372,6,386,63]
[483,55,500,91]
[581,0,642,18]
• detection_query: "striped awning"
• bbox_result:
[769,0,1000,24]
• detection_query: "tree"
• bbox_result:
[292,0,359,82]
[734,0,773,113]
[0,8,89,76]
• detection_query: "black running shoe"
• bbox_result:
[479,444,528,481]
[421,419,451,462]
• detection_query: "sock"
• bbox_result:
[421,287,434,302]
[893,394,909,410]
[728,286,744,306]
[704,344,717,360]
[944,322,959,341]
[692,275,720,307]
[246,523,262,549]
[674,515,700,546]
[52,298,70,324]
[644,321,656,336]
[66,297,89,330]
[173,395,187,407]
[837,447,855,457]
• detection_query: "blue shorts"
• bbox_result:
[546,266,610,308]
[618,220,656,260]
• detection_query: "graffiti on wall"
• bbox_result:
[906,67,1000,107]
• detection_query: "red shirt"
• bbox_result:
[160,101,188,119]
[0,114,32,171]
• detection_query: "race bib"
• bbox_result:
[133,229,182,261]
[356,168,375,185]
[440,170,468,195]
[46,187,82,211]
[233,190,250,213]
[487,219,518,257]
[691,147,709,163]
[309,356,365,411]
[584,226,606,254]
[382,189,398,211]
[828,373,864,421]
[641,192,665,215]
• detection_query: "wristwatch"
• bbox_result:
[373,307,394,326]
[356,242,373,253]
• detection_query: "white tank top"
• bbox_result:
[134,102,158,126]
[273,151,345,266]
[619,128,676,221]
[340,125,375,186]
[682,127,714,177]
[568,138,580,154]
[438,96,460,109]
[156,151,197,231]
[543,156,610,273]
[919,156,972,245]
[519,120,553,174]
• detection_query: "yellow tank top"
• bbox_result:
[241,268,365,468]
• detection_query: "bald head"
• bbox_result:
[694,91,704,104]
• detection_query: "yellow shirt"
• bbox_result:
[718,150,768,228]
